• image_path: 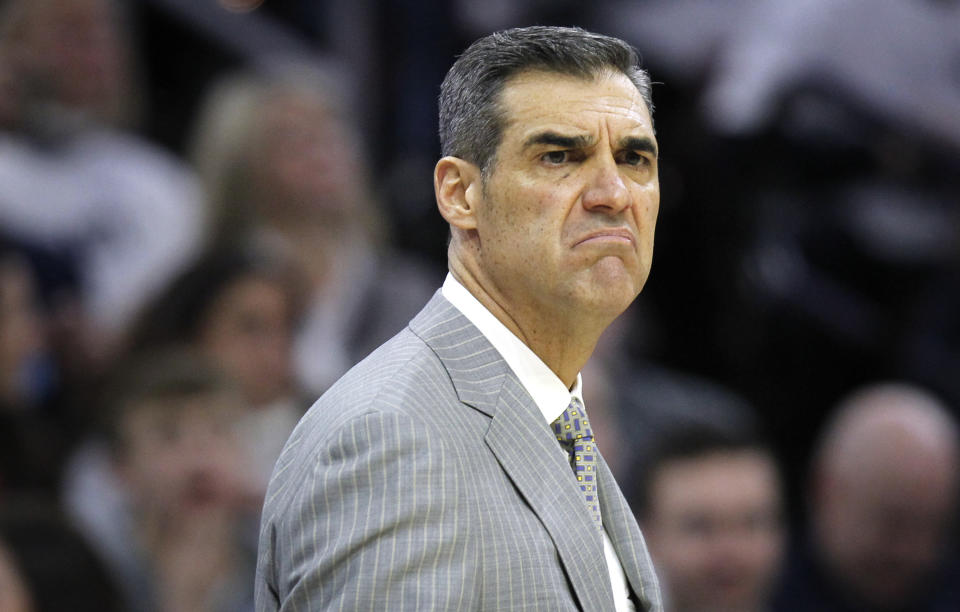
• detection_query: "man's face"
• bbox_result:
[816,446,958,608]
[23,0,126,120]
[471,70,659,326]
[644,451,784,612]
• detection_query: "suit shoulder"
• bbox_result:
[285,327,455,451]
[331,326,452,411]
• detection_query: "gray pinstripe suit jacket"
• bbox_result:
[255,292,662,611]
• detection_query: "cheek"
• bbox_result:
[125,448,181,500]
[654,523,707,566]
[483,200,550,254]
[632,186,660,228]
[741,531,784,572]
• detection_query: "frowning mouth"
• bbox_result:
[574,228,635,247]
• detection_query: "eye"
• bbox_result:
[618,150,649,166]
[541,150,568,164]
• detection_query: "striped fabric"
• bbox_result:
[255,292,662,611]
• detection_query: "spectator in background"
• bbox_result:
[0,0,204,368]
[0,499,123,612]
[63,349,257,612]
[189,61,440,396]
[774,382,960,612]
[125,240,307,493]
[630,421,785,612]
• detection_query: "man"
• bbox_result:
[256,26,662,611]
[630,423,785,612]
[774,382,960,611]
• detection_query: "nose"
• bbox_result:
[581,155,630,214]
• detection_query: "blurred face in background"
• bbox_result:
[815,431,959,609]
[6,0,130,124]
[248,89,367,230]
[197,274,294,407]
[116,391,249,519]
[643,450,784,612]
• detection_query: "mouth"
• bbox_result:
[574,227,636,247]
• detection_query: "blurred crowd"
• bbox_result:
[0,0,958,611]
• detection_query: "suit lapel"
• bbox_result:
[410,293,615,611]
[483,376,615,611]
[597,454,661,611]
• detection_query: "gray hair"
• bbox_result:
[438,26,654,175]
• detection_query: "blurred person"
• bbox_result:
[630,422,785,612]
[774,382,960,612]
[0,0,203,365]
[0,498,123,612]
[125,240,307,492]
[189,60,439,396]
[63,349,257,612]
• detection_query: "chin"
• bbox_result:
[588,258,645,302]
[575,282,640,321]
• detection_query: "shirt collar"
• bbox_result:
[442,273,582,424]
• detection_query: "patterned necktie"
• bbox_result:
[552,397,602,529]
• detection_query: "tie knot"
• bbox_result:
[551,398,593,445]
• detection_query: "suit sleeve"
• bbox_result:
[259,410,477,611]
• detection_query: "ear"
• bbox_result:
[434,156,482,231]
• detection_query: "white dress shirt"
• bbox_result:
[443,273,636,612]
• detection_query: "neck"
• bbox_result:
[449,259,607,388]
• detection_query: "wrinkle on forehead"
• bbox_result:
[500,70,654,140]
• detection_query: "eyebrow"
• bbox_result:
[523,131,593,150]
[523,131,658,158]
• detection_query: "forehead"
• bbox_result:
[653,451,780,507]
[123,392,239,429]
[497,69,654,144]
